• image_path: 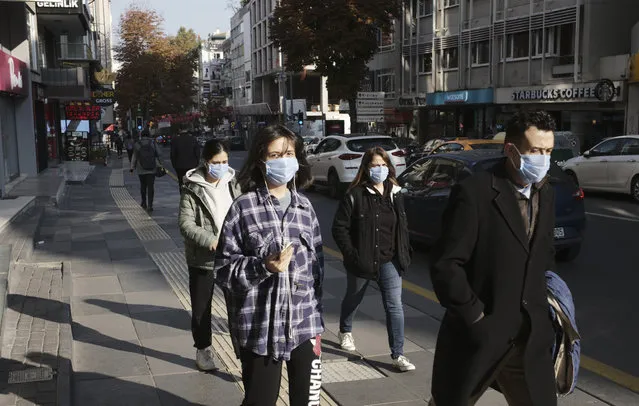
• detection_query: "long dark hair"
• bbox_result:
[349,147,398,191]
[237,125,312,193]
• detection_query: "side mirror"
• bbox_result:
[583,150,591,158]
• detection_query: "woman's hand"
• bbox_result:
[264,246,294,273]
[210,240,218,251]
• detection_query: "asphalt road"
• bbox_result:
[161,145,639,394]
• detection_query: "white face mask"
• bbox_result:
[511,146,551,184]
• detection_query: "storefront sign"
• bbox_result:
[427,89,494,106]
[0,50,28,97]
[65,102,101,120]
[444,91,469,104]
[496,80,623,104]
[36,1,79,8]
[91,89,114,106]
[398,96,427,107]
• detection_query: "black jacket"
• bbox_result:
[429,161,557,406]
[170,134,200,170]
[332,183,411,279]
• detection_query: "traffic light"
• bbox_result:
[136,116,143,130]
[297,111,303,125]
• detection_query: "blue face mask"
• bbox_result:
[515,149,551,185]
[208,163,229,180]
[369,166,389,184]
[264,157,299,186]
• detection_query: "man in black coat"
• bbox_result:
[429,111,558,406]
[171,130,201,190]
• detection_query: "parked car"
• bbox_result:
[228,135,245,150]
[398,150,586,261]
[430,139,504,154]
[408,139,446,165]
[304,136,323,155]
[562,135,639,202]
[307,134,407,197]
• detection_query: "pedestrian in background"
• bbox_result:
[115,133,124,158]
[178,139,240,371]
[428,111,558,406]
[332,147,414,372]
[215,125,324,406]
[130,130,161,213]
[171,129,201,190]
[125,133,135,162]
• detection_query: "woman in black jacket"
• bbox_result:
[332,147,414,372]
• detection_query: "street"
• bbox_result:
[204,147,639,397]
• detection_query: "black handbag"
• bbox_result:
[155,166,167,178]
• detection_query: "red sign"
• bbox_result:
[0,49,28,96]
[65,102,102,120]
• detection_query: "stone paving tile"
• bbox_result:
[111,257,157,274]
[130,309,191,340]
[72,313,138,343]
[154,372,243,406]
[73,340,151,379]
[71,294,128,317]
[72,275,122,296]
[66,260,115,277]
[73,375,161,406]
[138,335,197,376]
[124,291,183,314]
[117,271,172,293]
[323,377,421,406]
[109,247,145,261]
[105,238,143,251]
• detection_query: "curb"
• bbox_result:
[0,245,11,339]
[57,261,73,406]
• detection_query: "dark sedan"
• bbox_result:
[397,150,586,261]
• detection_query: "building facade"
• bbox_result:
[368,0,639,148]
[199,31,227,107]
[230,5,252,109]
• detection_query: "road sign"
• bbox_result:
[357,92,385,99]
[357,107,384,115]
[356,99,384,108]
[356,115,385,123]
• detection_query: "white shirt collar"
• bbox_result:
[516,183,532,199]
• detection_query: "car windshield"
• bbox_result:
[470,143,503,151]
[347,138,397,152]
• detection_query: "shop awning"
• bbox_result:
[235,103,274,116]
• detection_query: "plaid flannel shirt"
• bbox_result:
[215,186,324,361]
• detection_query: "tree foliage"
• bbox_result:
[114,5,200,124]
[270,0,400,124]
[203,97,228,129]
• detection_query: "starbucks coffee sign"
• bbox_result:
[496,80,623,104]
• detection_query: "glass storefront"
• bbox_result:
[0,97,20,183]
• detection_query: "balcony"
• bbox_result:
[551,55,581,78]
[59,43,95,62]
[41,67,90,100]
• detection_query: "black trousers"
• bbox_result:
[138,174,155,207]
[176,168,189,190]
[188,266,215,349]
[240,338,322,406]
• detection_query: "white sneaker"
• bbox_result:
[392,355,416,372]
[338,332,357,351]
[195,346,218,371]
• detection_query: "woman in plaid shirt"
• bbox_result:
[215,125,324,405]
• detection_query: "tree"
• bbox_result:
[203,97,227,129]
[114,6,200,126]
[270,0,400,128]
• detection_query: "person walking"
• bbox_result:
[215,125,324,406]
[125,133,135,163]
[171,129,201,190]
[115,133,124,158]
[332,147,415,372]
[130,131,161,213]
[178,139,241,371]
[428,111,558,406]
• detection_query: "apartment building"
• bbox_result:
[230,5,252,109]
[199,31,227,106]
[369,0,639,147]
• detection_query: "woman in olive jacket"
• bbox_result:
[178,139,240,371]
[331,147,413,372]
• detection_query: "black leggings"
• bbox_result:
[240,338,322,406]
[138,174,155,207]
[188,266,215,349]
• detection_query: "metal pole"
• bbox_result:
[573,0,581,82]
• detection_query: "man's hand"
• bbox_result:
[264,246,294,273]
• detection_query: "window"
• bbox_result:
[504,32,530,59]
[590,139,619,156]
[620,138,639,156]
[315,139,341,154]
[419,0,433,15]
[427,158,460,188]
[26,11,38,69]
[440,48,458,69]
[443,0,460,7]
[420,53,432,73]
[531,27,559,57]
[374,69,396,95]
[347,138,398,152]
[471,41,490,65]
[398,159,435,190]
[377,29,394,51]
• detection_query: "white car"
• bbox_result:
[307,134,407,197]
[562,135,639,202]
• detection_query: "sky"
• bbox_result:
[110,0,234,42]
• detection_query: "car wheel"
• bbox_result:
[328,171,341,199]
[631,175,639,203]
[556,244,581,262]
[565,170,579,186]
